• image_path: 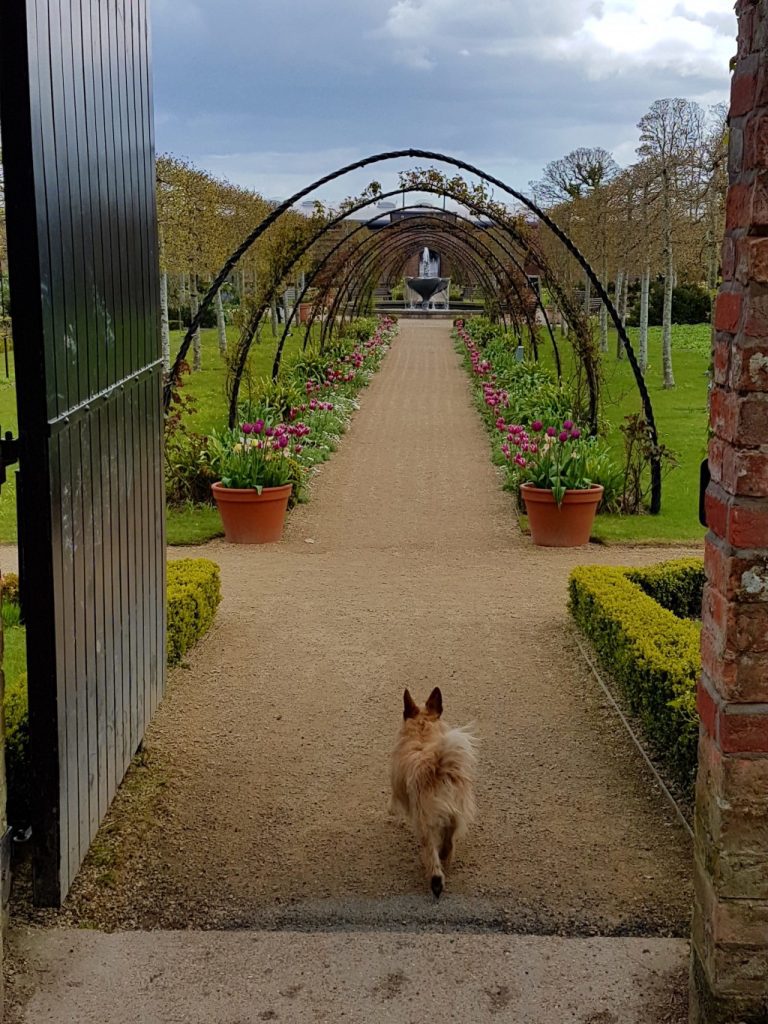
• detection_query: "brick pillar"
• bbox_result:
[691,2,768,1020]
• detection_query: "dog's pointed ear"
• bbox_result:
[426,687,443,717]
[403,689,419,719]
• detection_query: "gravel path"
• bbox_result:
[46,319,694,934]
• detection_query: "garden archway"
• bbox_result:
[165,151,662,512]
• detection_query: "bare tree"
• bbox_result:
[637,98,706,388]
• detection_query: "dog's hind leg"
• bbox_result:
[439,820,456,869]
[418,828,444,898]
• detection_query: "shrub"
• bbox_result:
[568,563,701,788]
[2,572,20,605]
[629,280,712,326]
[5,670,29,826]
[167,558,222,665]
[626,558,704,619]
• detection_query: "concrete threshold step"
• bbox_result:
[11,927,688,1024]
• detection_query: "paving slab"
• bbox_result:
[10,928,688,1024]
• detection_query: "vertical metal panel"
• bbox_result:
[0,0,165,903]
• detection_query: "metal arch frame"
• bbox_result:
[317,228,507,350]
[318,211,554,359]
[221,179,594,435]
[268,208,544,394]
[319,223,537,355]
[256,215,506,425]
[168,148,660,511]
[228,193,566,424]
[316,220,516,334]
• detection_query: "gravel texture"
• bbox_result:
[12,319,696,935]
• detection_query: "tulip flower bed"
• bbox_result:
[454,318,621,508]
[236,316,396,480]
[165,316,397,543]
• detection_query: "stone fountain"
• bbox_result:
[405,247,450,310]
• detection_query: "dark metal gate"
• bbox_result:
[0,0,165,904]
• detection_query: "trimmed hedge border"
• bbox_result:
[167,558,222,664]
[3,557,221,825]
[568,558,703,788]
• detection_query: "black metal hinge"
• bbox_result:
[699,458,711,529]
[0,429,19,490]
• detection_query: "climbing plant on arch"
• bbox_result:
[282,206,558,374]
[165,149,663,512]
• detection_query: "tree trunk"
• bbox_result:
[662,212,675,388]
[215,287,227,355]
[614,269,625,360]
[190,273,202,372]
[639,265,650,375]
[160,269,170,372]
[599,303,608,353]
[583,273,591,314]
[270,296,279,338]
[621,272,629,325]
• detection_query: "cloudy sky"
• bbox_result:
[151,0,736,204]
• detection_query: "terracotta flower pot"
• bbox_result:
[211,481,292,544]
[520,483,604,547]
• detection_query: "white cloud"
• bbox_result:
[377,0,735,76]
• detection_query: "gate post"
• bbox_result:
[691,1,768,1019]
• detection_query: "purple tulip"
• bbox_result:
[242,422,253,434]
[265,426,275,437]
[278,435,288,449]
[563,419,574,430]
[546,426,557,438]
[531,419,543,432]
[570,428,581,439]
[558,430,569,443]
[253,419,264,435]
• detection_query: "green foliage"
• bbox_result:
[629,281,712,327]
[568,562,701,788]
[3,622,32,825]
[244,377,302,423]
[5,670,30,825]
[165,430,216,507]
[464,315,501,347]
[167,558,222,665]
[340,316,378,343]
[626,558,705,619]
[1,601,21,628]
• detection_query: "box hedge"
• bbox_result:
[568,559,703,788]
[167,558,222,664]
[3,557,221,826]
[626,558,705,619]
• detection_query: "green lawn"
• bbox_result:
[173,323,309,436]
[541,323,709,545]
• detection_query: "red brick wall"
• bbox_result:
[691,2,768,1020]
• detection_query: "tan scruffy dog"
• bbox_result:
[390,687,477,898]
